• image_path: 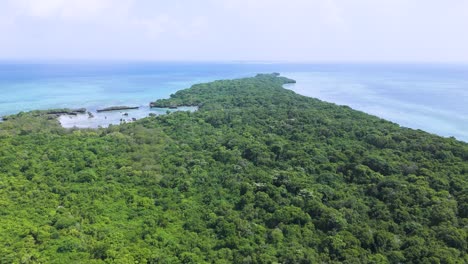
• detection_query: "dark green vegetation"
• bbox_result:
[97,106,139,113]
[2,108,86,121]
[0,74,467,263]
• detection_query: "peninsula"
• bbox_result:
[0,74,466,263]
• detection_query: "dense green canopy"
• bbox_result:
[0,74,467,263]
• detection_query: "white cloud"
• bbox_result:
[10,0,64,18]
[0,0,467,61]
[7,0,128,20]
[133,15,171,39]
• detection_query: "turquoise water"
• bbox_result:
[59,106,197,129]
[0,62,467,141]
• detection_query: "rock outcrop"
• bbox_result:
[97,106,139,112]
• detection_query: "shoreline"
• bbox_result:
[1,71,466,142]
[1,96,466,143]
[58,105,197,129]
[0,104,198,129]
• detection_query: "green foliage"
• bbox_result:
[1,73,467,263]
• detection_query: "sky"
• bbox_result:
[0,0,467,62]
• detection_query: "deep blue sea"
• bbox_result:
[0,62,467,141]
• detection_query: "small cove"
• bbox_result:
[58,106,197,128]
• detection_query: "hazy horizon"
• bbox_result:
[1,0,467,62]
[1,59,468,65]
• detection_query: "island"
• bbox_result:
[0,74,466,263]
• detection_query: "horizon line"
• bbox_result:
[1,58,468,65]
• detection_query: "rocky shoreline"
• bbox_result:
[150,102,199,109]
[1,108,87,121]
[150,102,178,109]
[1,103,198,128]
[96,106,139,112]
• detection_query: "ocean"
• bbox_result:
[0,62,466,142]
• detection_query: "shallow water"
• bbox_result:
[58,106,197,128]
[0,62,466,141]
[283,66,468,142]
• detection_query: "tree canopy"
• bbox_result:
[0,73,467,263]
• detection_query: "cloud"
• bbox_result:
[133,15,171,39]
[7,0,126,20]
[0,0,467,61]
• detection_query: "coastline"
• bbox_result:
[0,78,466,143]
[1,65,466,142]
[58,105,197,128]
